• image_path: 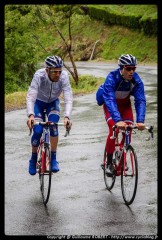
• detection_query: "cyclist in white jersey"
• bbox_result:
[26,56,73,175]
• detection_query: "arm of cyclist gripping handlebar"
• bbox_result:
[28,120,69,137]
[110,124,154,141]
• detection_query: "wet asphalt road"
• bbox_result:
[5,62,157,237]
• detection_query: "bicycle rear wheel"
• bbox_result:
[103,147,116,191]
[39,146,52,205]
[121,145,138,205]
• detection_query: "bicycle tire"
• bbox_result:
[121,145,138,205]
[103,147,116,191]
[39,145,52,205]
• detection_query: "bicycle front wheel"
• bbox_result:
[39,146,52,205]
[103,147,116,191]
[121,145,138,205]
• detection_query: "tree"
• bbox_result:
[5,5,41,93]
[33,4,83,85]
[5,4,85,94]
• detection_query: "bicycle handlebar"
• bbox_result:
[29,120,70,137]
[110,124,154,141]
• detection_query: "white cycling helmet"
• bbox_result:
[45,55,63,68]
[118,54,137,66]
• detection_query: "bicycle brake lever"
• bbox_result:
[110,125,117,139]
[149,126,154,139]
[145,125,154,141]
[29,128,32,136]
[29,120,34,136]
[64,122,70,137]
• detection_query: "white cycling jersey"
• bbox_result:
[26,68,73,118]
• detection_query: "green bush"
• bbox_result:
[70,75,104,94]
[87,5,157,35]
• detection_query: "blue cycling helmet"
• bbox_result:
[45,55,63,68]
[118,54,137,66]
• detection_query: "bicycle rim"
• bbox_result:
[39,146,52,205]
[103,147,116,191]
[121,145,138,205]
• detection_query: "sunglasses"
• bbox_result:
[49,70,62,74]
[124,66,136,72]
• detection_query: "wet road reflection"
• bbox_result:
[5,62,157,236]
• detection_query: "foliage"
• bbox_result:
[5,91,27,112]
[5,5,39,94]
[91,4,157,18]
[71,75,104,94]
[34,5,81,85]
[5,4,157,95]
[87,4,157,35]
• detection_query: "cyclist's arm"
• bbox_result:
[131,73,146,123]
[26,75,39,117]
[27,114,35,129]
[26,74,39,129]
[103,72,122,123]
[61,71,73,120]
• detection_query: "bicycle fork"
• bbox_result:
[36,139,44,173]
[123,147,135,177]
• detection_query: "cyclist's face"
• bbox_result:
[46,67,62,82]
[122,65,136,80]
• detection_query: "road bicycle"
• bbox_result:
[103,124,154,205]
[29,113,70,205]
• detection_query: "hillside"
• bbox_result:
[5,4,157,96]
[40,5,157,64]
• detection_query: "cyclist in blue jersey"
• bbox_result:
[96,54,146,175]
[26,55,73,175]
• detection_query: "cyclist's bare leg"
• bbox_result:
[32,146,38,153]
[50,136,58,151]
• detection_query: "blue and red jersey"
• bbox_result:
[96,68,146,123]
